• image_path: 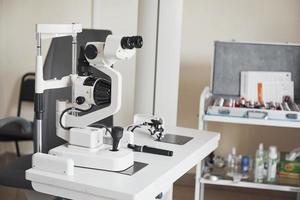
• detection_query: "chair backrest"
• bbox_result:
[17,73,35,117]
[37,29,113,153]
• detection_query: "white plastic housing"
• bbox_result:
[49,145,134,172]
[104,35,136,63]
[85,35,136,67]
[36,23,82,39]
[32,153,74,176]
[56,100,71,141]
[73,76,97,106]
[69,127,105,148]
[64,66,121,128]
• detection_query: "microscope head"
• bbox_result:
[84,35,143,67]
[73,35,143,109]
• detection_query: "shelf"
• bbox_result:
[203,115,300,128]
[200,166,300,193]
[200,178,300,192]
[199,87,300,196]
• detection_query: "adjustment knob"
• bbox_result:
[133,36,143,48]
[110,126,124,151]
[120,36,143,49]
[76,96,85,105]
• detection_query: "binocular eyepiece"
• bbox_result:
[121,36,143,49]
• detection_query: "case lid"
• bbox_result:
[212,41,300,101]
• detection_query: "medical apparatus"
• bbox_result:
[127,144,173,157]
[23,23,220,200]
[32,23,143,173]
[127,114,165,140]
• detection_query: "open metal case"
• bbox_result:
[197,41,300,200]
[199,41,300,129]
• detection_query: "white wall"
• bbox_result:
[0,0,92,154]
[0,0,92,116]
[92,0,139,127]
[178,0,300,158]
[135,0,182,128]
[0,0,139,153]
[0,1,4,118]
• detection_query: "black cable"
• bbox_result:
[127,124,144,131]
[59,106,112,135]
[91,123,111,135]
[59,106,94,130]
[127,123,164,140]
[126,125,135,131]
[59,107,73,130]
[128,124,154,136]
[131,125,142,132]
[148,128,154,135]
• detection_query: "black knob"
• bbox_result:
[121,37,135,49]
[121,36,143,49]
[78,46,92,76]
[133,36,143,48]
[155,193,163,199]
[110,126,123,151]
[84,44,98,59]
[76,96,85,105]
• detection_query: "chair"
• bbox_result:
[0,73,34,156]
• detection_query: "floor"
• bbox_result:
[0,186,26,200]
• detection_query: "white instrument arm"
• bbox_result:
[65,65,122,128]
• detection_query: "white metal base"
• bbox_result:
[26,127,220,200]
[31,182,109,200]
[49,144,134,171]
[31,182,173,200]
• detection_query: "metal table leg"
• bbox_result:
[195,161,205,200]
[195,120,207,200]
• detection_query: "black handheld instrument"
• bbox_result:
[128,144,173,157]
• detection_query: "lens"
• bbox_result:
[133,36,143,48]
[121,36,143,49]
[84,44,98,59]
[93,78,111,106]
[121,37,135,49]
[83,77,111,106]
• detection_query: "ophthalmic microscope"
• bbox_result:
[32,23,143,174]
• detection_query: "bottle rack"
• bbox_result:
[195,86,300,200]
